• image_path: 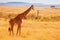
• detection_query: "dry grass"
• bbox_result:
[0,6,60,40]
[0,19,60,40]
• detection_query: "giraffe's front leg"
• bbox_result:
[16,23,21,36]
[18,25,21,36]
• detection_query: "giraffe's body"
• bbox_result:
[8,5,34,35]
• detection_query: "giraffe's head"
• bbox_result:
[31,5,34,10]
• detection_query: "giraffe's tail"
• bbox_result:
[8,27,10,31]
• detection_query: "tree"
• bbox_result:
[50,5,55,8]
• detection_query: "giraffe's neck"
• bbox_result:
[21,6,32,16]
[17,6,32,18]
[14,5,32,20]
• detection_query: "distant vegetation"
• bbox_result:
[0,12,60,22]
[50,5,55,8]
[0,6,60,22]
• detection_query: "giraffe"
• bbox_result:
[8,5,34,36]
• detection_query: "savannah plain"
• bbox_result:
[0,5,60,40]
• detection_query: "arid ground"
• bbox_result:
[0,6,60,40]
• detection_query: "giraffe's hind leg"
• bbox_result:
[9,19,14,35]
[11,23,14,35]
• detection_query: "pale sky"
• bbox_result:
[0,0,60,4]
